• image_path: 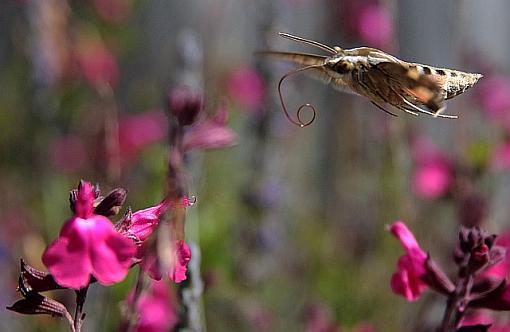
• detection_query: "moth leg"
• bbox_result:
[399,95,458,119]
[370,101,398,117]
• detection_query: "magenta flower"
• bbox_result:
[389,221,428,301]
[412,159,452,199]
[183,105,237,151]
[128,279,178,332]
[139,240,192,283]
[357,4,393,49]
[118,110,168,163]
[115,199,192,282]
[42,181,136,289]
[226,65,265,110]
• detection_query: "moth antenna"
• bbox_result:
[278,32,338,55]
[278,65,323,127]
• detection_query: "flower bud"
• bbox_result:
[167,87,203,127]
[94,187,127,216]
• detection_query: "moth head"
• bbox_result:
[326,57,354,74]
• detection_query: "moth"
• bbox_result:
[259,32,483,127]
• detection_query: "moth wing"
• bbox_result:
[372,61,445,113]
[255,51,326,67]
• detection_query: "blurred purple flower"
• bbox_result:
[477,75,510,121]
[357,4,393,49]
[183,105,237,151]
[75,35,119,88]
[226,65,265,110]
[167,87,203,127]
[92,0,133,24]
[127,279,178,332]
[389,221,428,301]
[118,110,168,162]
[50,135,87,173]
[42,181,136,289]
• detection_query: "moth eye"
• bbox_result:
[333,60,353,74]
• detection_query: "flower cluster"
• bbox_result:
[8,180,194,328]
[389,222,510,330]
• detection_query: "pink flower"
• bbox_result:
[118,110,168,162]
[357,4,393,49]
[42,182,136,289]
[129,279,178,332]
[139,240,192,283]
[389,221,428,301]
[167,87,203,127]
[226,65,265,109]
[75,34,119,88]
[410,136,452,199]
[412,159,452,199]
[183,105,237,151]
[477,75,510,121]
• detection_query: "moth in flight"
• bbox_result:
[259,32,482,127]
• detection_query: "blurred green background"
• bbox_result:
[1,0,510,331]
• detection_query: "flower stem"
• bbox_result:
[73,285,89,332]
[125,267,146,332]
[439,273,473,332]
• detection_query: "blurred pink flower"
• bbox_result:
[389,221,428,301]
[50,135,87,173]
[75,36,119,88]
[412,159,452,199]
[183,105,237,151]
[92,0,132,24]
[118,110,168,162]
[492,141,510,170]
[477,75,510,121]
[42,181,136,289]
[139,240,191,283]
[410,136,452,199]
[357,4,393,48]
[226,65,265,110]
[129,279,178,332]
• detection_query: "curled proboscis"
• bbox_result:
[278,65,322,127]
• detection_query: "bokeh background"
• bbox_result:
[2,0,510,331]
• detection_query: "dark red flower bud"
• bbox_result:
[167,87,203,127]
[19,259,61,292]
[94,187,127,216]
